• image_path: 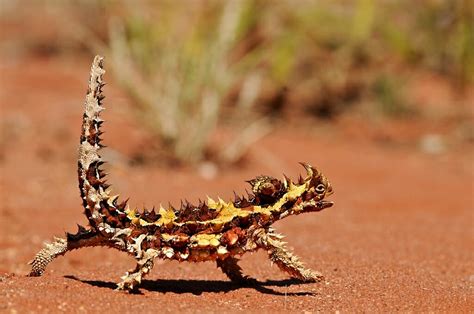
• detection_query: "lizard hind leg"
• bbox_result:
[116,249,159,292]
[255,230,323,283]
[29,237,68,277]
[29,226,101,276]
[217,256,256,284]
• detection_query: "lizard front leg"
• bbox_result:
[255,230,323,282]
[117,249,159,291]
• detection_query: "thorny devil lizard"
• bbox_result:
[29,55,334,291]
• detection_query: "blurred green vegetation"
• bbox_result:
[2,0,472,163]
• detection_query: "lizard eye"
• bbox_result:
[315,184,326,194]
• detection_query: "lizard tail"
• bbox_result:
[77,55,128,233]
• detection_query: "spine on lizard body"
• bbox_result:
[77,55,128,235]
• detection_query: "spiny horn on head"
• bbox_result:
[298,162,320,179]
[297,174,304,185]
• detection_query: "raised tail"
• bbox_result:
[77,55,128,234]
[29,56,120,276]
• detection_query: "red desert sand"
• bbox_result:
[0,57,473,312]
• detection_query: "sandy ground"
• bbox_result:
[0,56,473,313]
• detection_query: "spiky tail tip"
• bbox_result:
[77,55,110,229]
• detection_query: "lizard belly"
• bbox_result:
[129,227,252,262]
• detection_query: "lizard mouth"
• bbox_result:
[317,200,334,209]
[298,199,334,214]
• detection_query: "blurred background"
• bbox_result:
[0,1,473,311]
[1,0,473,166]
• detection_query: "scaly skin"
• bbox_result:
[29,55,335,292]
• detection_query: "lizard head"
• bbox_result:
[292,162,334,214]
[248,162,333,221]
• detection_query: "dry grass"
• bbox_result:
[2,0,471,164]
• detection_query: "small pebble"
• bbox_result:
[419,134,445,155]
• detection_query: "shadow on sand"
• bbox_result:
[64,275,316,296]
